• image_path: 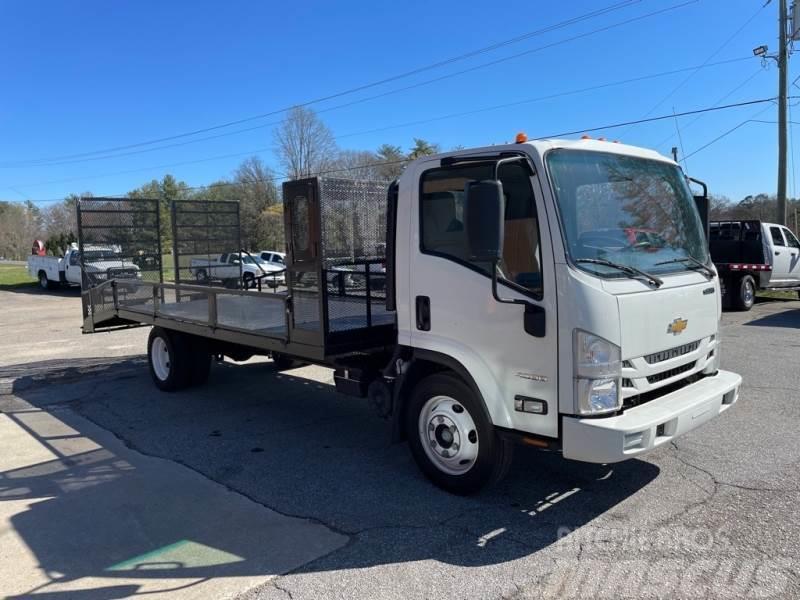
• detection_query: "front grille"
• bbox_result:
[647,361,696,384]
[621,378,634,388]
[644,340,700,364]
[110,269,138,279]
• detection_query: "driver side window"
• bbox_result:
[419,161,543,299]
[783,228,800,249]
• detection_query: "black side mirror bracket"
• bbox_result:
[491,261,545,337]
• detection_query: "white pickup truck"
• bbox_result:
[190,252,285,289]
[709,220,800,309]
[28,243,140,290]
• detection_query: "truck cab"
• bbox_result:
[764,222,800,286]
[391,137,739,490]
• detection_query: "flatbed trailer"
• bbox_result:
[79,138,742,494]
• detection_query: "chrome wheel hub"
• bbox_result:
[418,395,479,475]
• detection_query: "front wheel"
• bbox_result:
[406,373,512,495]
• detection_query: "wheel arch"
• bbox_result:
[391,348,496,443]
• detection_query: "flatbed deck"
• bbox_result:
[86,279,395,362]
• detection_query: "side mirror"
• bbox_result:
[464,180,505,262]
[694,195,709,242]
[688,177,709,242]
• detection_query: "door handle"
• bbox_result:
[775,251,781,255]
[415,296,431,331]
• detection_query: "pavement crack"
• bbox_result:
[271,579,294,600]
[670,441,798,494]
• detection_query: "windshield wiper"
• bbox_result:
[575,258,663,288]
[655,256,715,279]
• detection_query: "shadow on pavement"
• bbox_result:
[0,284,81,297]
[744,308,800,329]
[1,357,660,597]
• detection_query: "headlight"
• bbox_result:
[574,330,622,415]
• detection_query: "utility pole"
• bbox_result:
[778,0,789,225]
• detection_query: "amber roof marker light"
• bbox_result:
[515,132,528,143]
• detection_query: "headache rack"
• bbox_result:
[78,177,396,362]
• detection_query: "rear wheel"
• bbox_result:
[147,327,194,391]
[38,271,57,290]
[242,272,255,289]
[734,275,755,311]
[406,373,512,495]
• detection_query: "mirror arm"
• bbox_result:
[491,261,526,306]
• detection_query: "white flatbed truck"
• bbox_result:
[78,137,741,494]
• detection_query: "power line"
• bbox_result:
[0,60,757,192]
[620,2,768,137]
[654,66,766,150]
[14,96,788,205]
[6,55,752,170]
[0,1,643,168]
[682,103,776,160]
[534,97,782,139]
[1,0,697,169]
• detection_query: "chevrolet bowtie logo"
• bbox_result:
[667,318,688,336]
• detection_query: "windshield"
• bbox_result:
[547,150,708,277]
[546,150,708,278]
[241,256,267,265]
[84,249,122,260]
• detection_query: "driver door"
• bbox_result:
[781,227,800,283]
[408,156,559,438]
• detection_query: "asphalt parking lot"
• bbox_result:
[0,285,798,599]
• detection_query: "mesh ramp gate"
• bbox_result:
[77,197,162,330]
[171,200,241,287]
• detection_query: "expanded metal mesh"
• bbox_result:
[172,200,241,287]
[77,198,162,286]
[319,178,388,268]
[317,178,392,333]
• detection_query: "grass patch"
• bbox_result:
[757,289,798,301]
[0,264,36,288]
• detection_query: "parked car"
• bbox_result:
[258,250,286,268]
[190,252,284,289]
[709,220,800,310]
[27,242,140,291]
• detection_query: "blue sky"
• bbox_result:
[0,0,792,204]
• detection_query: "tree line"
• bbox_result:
[0,107,441,260]
[709,193,800,233]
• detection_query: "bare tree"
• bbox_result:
[332,149,382,180]
[273,107,338,179]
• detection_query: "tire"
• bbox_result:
[147,327,193,392]
[405,372,513,495]
[195,269,208,283]
[734,275,756,311]
[271,352,299,370]
[243,272,255,290]
[38,271,57,290]
[188,337,212,386]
